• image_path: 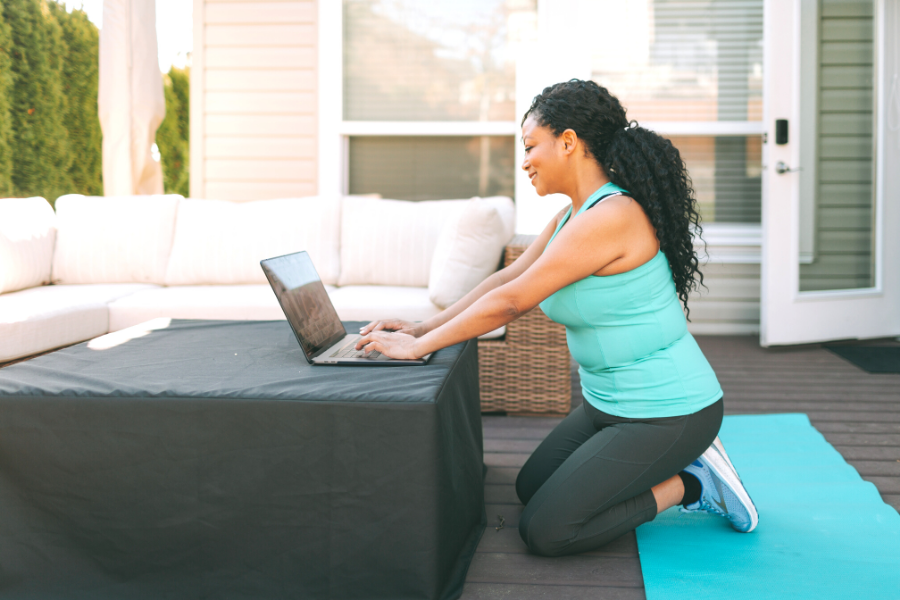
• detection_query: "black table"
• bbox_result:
[0,320,485,600]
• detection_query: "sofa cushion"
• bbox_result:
[428,196,516,309]
[164,197,342,287]
[338,197,467,287]
[327,285,441,323]
[107,284,324,331]
[52,194,181,284]
[0,197,56,294]
[0,284,158,362]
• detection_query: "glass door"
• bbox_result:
[760,0,900,346]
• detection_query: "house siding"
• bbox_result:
[191,0,318,202]
[799,0,875,290]
[687,262,761,335]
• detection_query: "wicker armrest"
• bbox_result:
[500,235,567,347]
[477,235,571,415]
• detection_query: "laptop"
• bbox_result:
[260,251,432,366]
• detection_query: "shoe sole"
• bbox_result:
[702,443,759,533]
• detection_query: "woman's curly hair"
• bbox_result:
[523,79,705,319]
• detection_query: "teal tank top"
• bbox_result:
[539,182,723,418]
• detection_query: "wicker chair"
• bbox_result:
[477,235,571,415]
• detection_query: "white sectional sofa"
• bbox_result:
[0,194,516,363]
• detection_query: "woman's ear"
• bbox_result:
[560,129,578,156]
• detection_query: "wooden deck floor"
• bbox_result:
[465,335,900,600]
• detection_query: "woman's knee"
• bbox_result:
[518,505,569,557]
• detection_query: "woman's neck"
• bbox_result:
[567,170,611,214]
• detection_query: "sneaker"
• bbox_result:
[682,437,759,533]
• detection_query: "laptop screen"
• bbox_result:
[260,252,346,360]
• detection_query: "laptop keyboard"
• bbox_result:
[329,337,383,359]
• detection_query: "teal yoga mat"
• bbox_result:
[636,414,900,600]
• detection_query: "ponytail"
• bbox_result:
[603,125,705,318]
[523,80,705,318]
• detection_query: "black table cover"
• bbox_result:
[0,320,485,600]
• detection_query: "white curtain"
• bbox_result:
[98,0,165,196]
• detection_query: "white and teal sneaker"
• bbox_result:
[682,436,759,533]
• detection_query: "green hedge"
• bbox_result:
[1,0,75,204]
[48,1,102,197]
[0,11,13,196]
[0,0,189,204]
[157,66,190,198]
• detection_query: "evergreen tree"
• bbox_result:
[0,9,13,196]
[156,66,189,197]
[48,2,101,196]
[3,0,71,205]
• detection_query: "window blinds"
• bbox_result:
[589,0,764,122]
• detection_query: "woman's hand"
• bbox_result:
[359,319,425,337]
[355,330,421,359]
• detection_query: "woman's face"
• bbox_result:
[521,115,566,197]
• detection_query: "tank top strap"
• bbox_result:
[574,182,630,218]
[544,182,630,251]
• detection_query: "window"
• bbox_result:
[588,0,764,224]
[333,0,537,200]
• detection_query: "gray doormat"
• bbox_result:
[826,345,900,373]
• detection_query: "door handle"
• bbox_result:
[774,161,800,174]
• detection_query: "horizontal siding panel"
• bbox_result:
[205,159,316,182]
[818,159,872,183]
[821,0,874,18]
[800,253,873,277]
[820,65,873,88]
[692,277,760,300]
[821,18,874,42]
[205,47,315,69]
[205,136,316,159]
[205,91,315,114]
[699,262,761,278]
[686,258,761,333]
[819,183,873,206]
[819,206,872,229]
[205,69,315,91]
[205,2,315,24]
[796,277,874,292]
[820,88,873,112]
[818,230,874,253]
[820,41,873,65]
[204,181,318,202]
[205,24,316,47]
[820,113,873,136]
[205,114,316,136]
[688,322,759,335]
[819,136,872,160]
[685,300,760,323]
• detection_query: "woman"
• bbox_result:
[356,79,758,557]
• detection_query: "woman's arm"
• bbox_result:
[358,198,648,359]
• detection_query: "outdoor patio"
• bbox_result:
[467,335,900,599]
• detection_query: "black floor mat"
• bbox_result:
[826,345,900,373]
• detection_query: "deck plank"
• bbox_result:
[460,582,645,600]
[466,553,643,587]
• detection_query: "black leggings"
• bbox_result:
[515,398,723,556]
